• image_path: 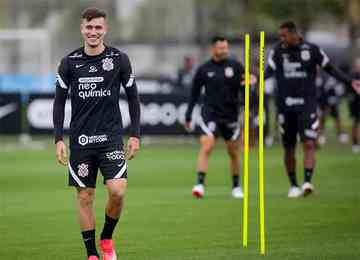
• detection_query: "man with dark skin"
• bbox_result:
[266,21,360,198]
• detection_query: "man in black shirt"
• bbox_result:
[53,8,140,260]
[266,21,360,198]
[349,59,360,153]
[185,36,250,199]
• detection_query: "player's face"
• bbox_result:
[279,28,298,46]
[211,41,230,61]
[81,17,107,48]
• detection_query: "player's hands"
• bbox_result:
[241,74,257,85]
[56,140,68,166]
[126,137,140,160]
[352,80,360,95]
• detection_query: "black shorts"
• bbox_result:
[68,144,127,188]
[199,112,240,141]
[349,95,360,123]
[278,109,319,148]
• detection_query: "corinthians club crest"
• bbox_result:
[301,50,311,61]
[78,163,89,178]
[225,67,234,78]
[102,58,114,71]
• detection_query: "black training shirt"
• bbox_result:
[266,41,331,110]
[53,46,140,149]
[185,58,245,123]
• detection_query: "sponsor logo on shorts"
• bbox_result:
[78,163,89,177]
[106,150,126,161]
[78,134,108,146]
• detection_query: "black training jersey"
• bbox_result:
[54,46,140,149]
[185,58,245,123]
[267,41,330,111]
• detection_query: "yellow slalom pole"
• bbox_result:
[242,34,250,248]
[258,31,266,255]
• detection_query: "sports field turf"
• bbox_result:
[0,137,359,260]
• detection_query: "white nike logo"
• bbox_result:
[75,64,84,68]
[0,103,17,119]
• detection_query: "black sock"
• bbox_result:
[288,172,298,187]
[197,172,206,185]
[100,215,119,240]
[304,168,313,183]
[81,230,99,257]
[232,175,239,188]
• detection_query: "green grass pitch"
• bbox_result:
[0,138,359,259]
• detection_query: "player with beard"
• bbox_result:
[185,36,255,199]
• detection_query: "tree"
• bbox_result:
[251,0,345,35]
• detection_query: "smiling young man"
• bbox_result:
[53,8,140,260]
